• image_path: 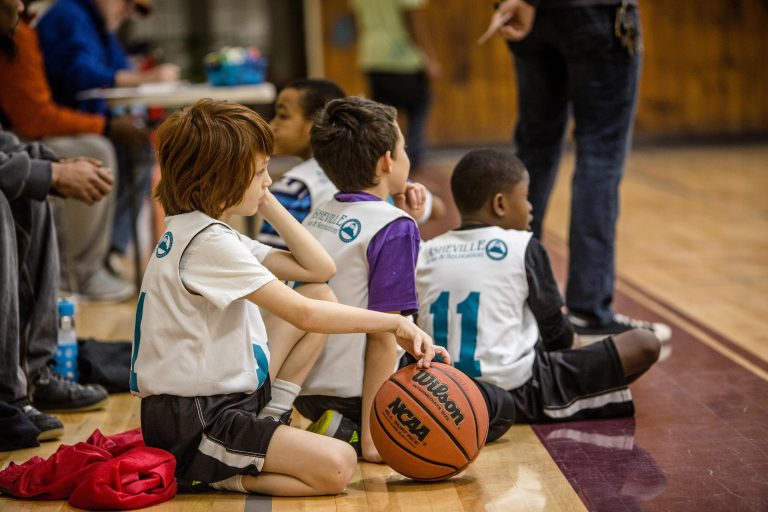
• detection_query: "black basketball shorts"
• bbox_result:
[140,379,281,483]
[475,337,634,443]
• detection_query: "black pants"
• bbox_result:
[367,70,430,170]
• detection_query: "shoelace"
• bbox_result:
[613,313,653,330]
[18,401,43,417]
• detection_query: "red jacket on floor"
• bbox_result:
[0,428,176,509]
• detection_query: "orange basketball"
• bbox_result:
[370,362,489,481]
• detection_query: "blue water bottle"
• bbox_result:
[54,298,78,381]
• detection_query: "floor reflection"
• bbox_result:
[534,418,667,512]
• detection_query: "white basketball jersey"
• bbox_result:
[416,226,539,391]
[131,212,271,398]
[281,157,338,207]
[301,198,412,397]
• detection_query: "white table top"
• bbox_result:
[76,82,276,107]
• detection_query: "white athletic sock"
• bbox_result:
[256,379,301,421]
[211,474,246,493]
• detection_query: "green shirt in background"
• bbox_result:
[352,0,427,73]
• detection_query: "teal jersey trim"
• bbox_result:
[129,292,146,393]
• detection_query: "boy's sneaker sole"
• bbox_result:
[307,409,344,437]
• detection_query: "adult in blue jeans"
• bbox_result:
[35,0,178,276]
[490,0,670,342]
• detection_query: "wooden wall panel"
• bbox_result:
[316,0,768,146]
[637,0,768,137]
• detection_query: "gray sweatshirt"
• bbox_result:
[0,125,57,201]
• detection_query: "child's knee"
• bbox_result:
[633,329,661,366]
[318,442,357,494]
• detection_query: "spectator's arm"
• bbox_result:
[403,4,441,79]
[0,23,105,139]
[40,12,128,94]
[0,130,52,200]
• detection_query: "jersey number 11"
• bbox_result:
[428,291,482,377]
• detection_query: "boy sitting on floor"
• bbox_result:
[415,148,661,443]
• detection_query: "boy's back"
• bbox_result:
[301,195,413,397]
[417,226,540,391]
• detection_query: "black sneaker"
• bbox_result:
[306,409,361,457]
[13,400,64,441]
[570,313,671,344]
[32,366,109,412]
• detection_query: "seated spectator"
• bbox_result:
[35,0,179,277]
[0,2,141,301]
[0,122,111,441]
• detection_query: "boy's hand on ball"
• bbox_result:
[394,318,451,368]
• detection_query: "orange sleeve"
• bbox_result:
[0,22,106,140]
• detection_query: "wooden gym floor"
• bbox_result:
[1,142,766,511]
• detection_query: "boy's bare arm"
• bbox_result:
[361,328,400,463]
[259,191,336,282]
[247,281,449,367]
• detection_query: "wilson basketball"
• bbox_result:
[370,362,489,481]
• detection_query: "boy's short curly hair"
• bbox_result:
[451,149,528,215]
[310,96,399,192]
[285,78,346,122]
[154,99,274,219]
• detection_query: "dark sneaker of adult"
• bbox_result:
[570,313,672,345]
[12,399,64,441]
[32,366,109,412]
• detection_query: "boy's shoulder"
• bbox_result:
[419,226,533,266]
[282,157,325,179]
[278,158,337,202]
[424,225,532,244]
[307,196,414,242]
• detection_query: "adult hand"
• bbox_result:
[493,0,536,42]
[50,158,114,205]
[142,63,180,83]
[107,115,148,148]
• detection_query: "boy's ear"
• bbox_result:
[491,192,506,217]
[377,150,393,176]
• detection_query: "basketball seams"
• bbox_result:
[430,365,487,453]
[372,398,459,477]
[389,377,472,463]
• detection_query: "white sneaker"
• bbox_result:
[105,250,129,280]
[570,312,672,344]
[71,267,135,302]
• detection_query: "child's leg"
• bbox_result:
[610,329,661,383]
[241,426,357,496]
[259,283,336,420]
[360,330,399,463]
[265,283,335,383]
